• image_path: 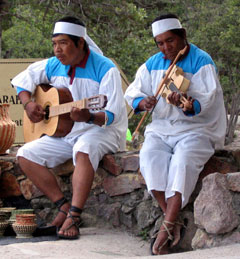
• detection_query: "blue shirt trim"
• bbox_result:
[132,97,144,114]
[133,97,144,109]
[17,87,30,94]
[105,110,114,125]
[184,99,201,116]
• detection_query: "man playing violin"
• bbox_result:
[124,13,226,255]
[11,16,127,240]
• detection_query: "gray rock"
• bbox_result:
[194,173,239,234]
[227,172,240,192]
[192,228,240,249]
[135,200,161,230]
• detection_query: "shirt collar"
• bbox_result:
[67,48,90,80]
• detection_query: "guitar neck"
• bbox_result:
[49,99,86,117]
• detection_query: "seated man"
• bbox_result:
[124,14,226,255]
[11,16,127,239]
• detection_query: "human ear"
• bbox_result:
[78,38,85,49]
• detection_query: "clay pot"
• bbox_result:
[9,209,34,225]
[0,207,15,220]
[0,211,8,222]
[12,223,37,239]
[0,211,9,237]
[12,214,37,238]
[15,214,36,225]
[0,104,16,154]
[0,207,16,212]
[0,221,8,236]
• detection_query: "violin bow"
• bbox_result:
[131,45,188,141]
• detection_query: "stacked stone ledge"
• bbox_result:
[0,146,240,253]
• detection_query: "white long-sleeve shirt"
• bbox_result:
[12,50,128,151]
[125,44,226,149]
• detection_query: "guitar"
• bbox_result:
[23,84,107,143]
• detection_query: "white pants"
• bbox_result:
[140,131,215,208]
[17,127,119,172]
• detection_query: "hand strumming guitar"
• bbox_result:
[25,101,45,123]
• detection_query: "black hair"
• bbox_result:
[57,16,85,27]
[153,13,186,39]
[53,16,88,51]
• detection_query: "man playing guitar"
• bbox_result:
[11,16,127,240]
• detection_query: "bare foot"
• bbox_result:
[171,219,187,247]
[152,221,174,255]
[51,202,70,227]
[58,211,81,239]
[171,223,181,247]
[152,230,169,255]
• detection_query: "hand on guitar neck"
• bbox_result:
[70,107,106,126]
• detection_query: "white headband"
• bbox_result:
[53,21,103,55]
[54,22,86,38]
[152,18,182,37]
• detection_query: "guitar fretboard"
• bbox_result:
[49,99,86,117]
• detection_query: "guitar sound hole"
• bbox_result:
[44,106,50,120]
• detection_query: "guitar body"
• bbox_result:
[23,85,74,143]
[23,84,107,143]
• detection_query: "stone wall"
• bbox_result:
[0,145,240,253]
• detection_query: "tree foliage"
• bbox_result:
[183,0,240,144]
[0,0,239,143]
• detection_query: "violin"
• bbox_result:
[159,65,189,101]
[159,65,193,111]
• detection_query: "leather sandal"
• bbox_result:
[58,205,83,240]
[34,197,69,236]
[150,220,174,255]
[55,197,69,216]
